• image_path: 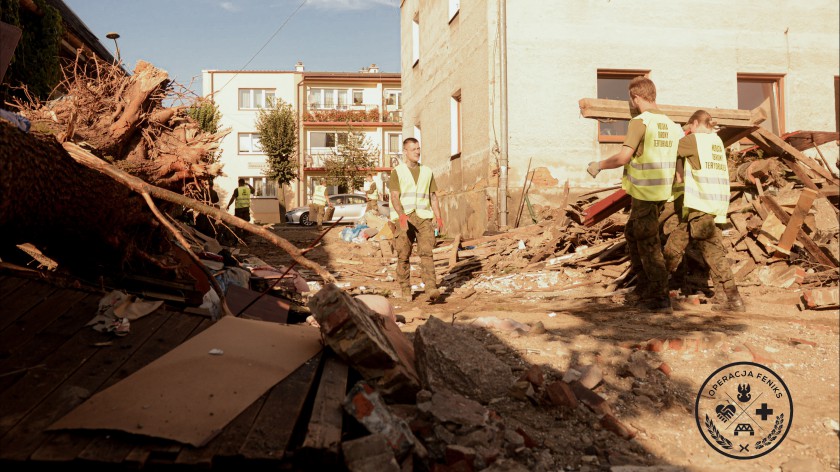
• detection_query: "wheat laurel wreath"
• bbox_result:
[705,414,734,450]
[754,414,785,450]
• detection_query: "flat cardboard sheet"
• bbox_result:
[48,316,322,446]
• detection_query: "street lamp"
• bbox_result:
[106,32,121,64]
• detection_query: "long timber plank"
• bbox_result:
[238,352,323,462]
[0,279,59,331]
[30,311,205,465]
[0,309,173,461]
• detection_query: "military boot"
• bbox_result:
[713,287,745,312]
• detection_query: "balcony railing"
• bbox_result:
[304,151,399,169]
[304,104,380,123]
[383,108,402,123]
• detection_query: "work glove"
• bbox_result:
[586,161,601,178]
[436,217,445,235]
[399,214,409,231]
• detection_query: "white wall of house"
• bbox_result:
[201,70,300,224]
[401,0,840,237]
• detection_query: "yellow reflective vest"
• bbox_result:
[312,184,327,206]
[683,133,730,223]
[622,112,682,202]
[235,185,251,209]
[390,163,433,221]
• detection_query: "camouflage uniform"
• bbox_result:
[664,201,736,291]
[626,198,670,299]
[394,212,437,293]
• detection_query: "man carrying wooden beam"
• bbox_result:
[586,77,682,313]
[664,110,745,312]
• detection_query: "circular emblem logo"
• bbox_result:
[695,362,792,459]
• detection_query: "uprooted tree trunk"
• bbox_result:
[0,120,335,286]
[15,57,227,192]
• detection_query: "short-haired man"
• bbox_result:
[390,138,444,302]
[586,77,682,313]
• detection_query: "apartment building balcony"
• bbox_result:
[303,104,381,123]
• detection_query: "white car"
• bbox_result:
[285,193,389,226]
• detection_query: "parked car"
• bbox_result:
[285,193,390,226]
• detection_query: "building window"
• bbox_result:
[238,89,275,110]
[450,91,462,157]
[412,13,420,66]
[352,89,364,106]
[310,131,349,149]
[242,176,277,198]
[448,0,460,22]
[308,88,351,110]
[387,132,402,166]
[597,70,649,142]
[737,74,784,135]
[238,133,263,154]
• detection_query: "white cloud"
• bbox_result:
[304,0,399,10]
[220,2,240,12]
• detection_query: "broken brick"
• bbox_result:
[518,364,545,388]
[569,380,611,416]
[600,414,637,440]
[515,427,539,448]
[789,337,817,347]
[645,339,666,352]
[544,381,577,408]
[802,287,840,310]
[668,339,683,351]
[657,362,671,377]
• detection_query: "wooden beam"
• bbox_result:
[754,128,840,185]
[720,126,760,147]
[780,156,820,192]
[578,98,766,127]
[774,188,819,257]
[760,195,836,268]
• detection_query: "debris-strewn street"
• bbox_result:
[245,222,840,472]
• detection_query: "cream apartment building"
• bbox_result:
[202,65,401,223]
[400,0,840,238]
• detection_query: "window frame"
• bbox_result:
[737,73,785,136]
[450,91,462,158]
[237,132,263,154]
[412,13,420,67]
[238,89,275,110]
[596,69,650,143]
[241,176,277,198]
[448,0,460,22]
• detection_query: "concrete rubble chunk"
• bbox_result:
[309,283,421,401]
[414,317,514,404]
[569,380,611,416]
[342,433,401,472]
[577,364,603,389]
[417,389,489,430]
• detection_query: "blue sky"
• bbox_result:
[64,0,401,96]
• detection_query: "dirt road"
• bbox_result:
[247,224,840,471]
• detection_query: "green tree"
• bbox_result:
[256,98,297,213]
[0,0,63,103]
[323,125,378,193]
[186,99,222,134]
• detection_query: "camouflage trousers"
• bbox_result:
[663,209,736,291]
[395,212,437,292]
[625,198,669,299]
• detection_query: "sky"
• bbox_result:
[64,0,401,97]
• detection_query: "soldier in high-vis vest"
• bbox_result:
[309,179,329,229]
[364,173,379,213]
[226,178,254,237]
[389,137,444,303]
[586,77,680,313]
[663,110,745,312]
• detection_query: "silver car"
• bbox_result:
[285,193,390,226]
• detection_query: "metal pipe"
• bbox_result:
[498,0,509,228]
